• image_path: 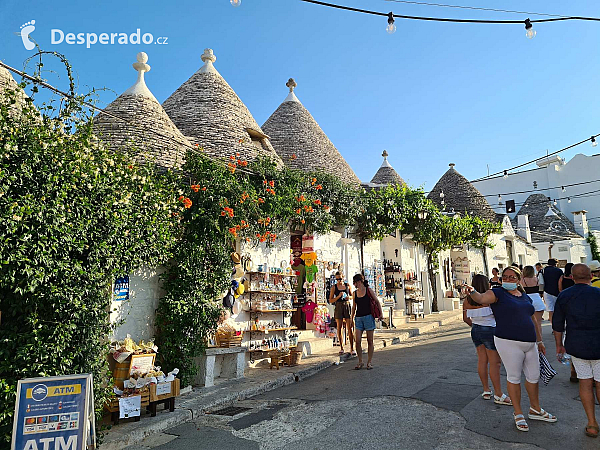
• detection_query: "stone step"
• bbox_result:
[296,337,335,356]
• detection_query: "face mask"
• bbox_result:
[503,282,518,291]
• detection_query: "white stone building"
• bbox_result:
[471,154,600,230]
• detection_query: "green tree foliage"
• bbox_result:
[0,82,180,444]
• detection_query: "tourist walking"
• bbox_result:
[462,274,511,406]
[590,260,600,288]
[535,262,545,296]
[489,267,502,287]
[329,271,355,356]
[522,266,546,323]
[553,264,600,438]
[558,262,575,292]
[351,273,376,370]
[465,266,557,432]
[542,259,563,324]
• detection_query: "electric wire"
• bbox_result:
[383,0,570,18]
[299,0,600,24]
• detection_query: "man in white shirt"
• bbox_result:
[535,262,545,296]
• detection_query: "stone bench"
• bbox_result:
[193,347,246,387]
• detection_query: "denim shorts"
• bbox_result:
[471,324,496,350]
[355,314,376,331]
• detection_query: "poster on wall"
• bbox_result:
[12,373,96,450]
[113,276,129,301]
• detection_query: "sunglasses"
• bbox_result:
[335,277,342,281]
[502,275,519,281]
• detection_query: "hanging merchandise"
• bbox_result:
[302,300,317,323]
[302,251,318,282]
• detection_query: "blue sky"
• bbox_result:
[2,0,600,189]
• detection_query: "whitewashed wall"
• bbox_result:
[110,265,164,342]
[533,238,591,264]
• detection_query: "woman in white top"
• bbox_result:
[463,274,511,405]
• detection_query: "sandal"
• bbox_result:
[528,407,557,423]
[514,414,529,432]
[585,425,599,438]
[354,363,364,370]
[339,351,345,355]
[351,351,357,356]
[481,391,492,400]
[366,363,373,370]
[493,393,512,405]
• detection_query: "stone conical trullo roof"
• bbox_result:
[262,78,360,185]
[370,150,405,186]
[428,163,497,221]
[513,194,582,243]
[162,49,283,166]
[0,64,31,110]
[92,52,189,169]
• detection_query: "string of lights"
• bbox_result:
[472,133,600,182]
[436,177,600,201]
[296,0,600,37]
[383,0,570,18]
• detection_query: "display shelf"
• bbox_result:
[247,290,295,295]
[246,271,298,277]
[245,326,298,332]
[248,345,297,353]
[250,309,295,313]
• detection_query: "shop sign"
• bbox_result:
[12,374,96,450]
[114,276,129,301]
[118,396,141,419]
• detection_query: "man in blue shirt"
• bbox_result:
[553,264,600,438]
[544,259,563,324]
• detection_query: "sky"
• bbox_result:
[1,0,600,190]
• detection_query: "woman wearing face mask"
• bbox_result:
[465,267,556,432]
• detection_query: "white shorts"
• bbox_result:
[529,293,545,312]
[544,293,557,312]
[572,356,600,382]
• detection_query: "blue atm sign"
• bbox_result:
[12,374,95,450]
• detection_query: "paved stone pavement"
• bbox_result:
[127,320,599,450]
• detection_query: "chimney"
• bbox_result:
[572,210,589,238]
[517,214,532,243]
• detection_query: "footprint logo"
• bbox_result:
[20,20,36,51]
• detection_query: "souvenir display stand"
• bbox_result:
[404,271,424,320]
[106,338,180,425]
[246,270,299,357]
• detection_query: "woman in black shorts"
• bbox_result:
[330,271,355,355]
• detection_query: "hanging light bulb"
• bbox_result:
[568,197,572,203]
[498,194,503,204]
[553,199,557,206]
[230,0,242,7]
[439,190,445,199]
[386,12,396,34]
[524,19,536,39]
[592,136,598,147]
[503,170,508,179]
[561,186,566,192]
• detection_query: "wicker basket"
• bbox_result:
[286,350,302,366]
[215,328,244,348]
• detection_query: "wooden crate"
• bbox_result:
[215,330,243,348]
[112,353,157,389]
[104,389,149,413]
[149,378,180,402]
